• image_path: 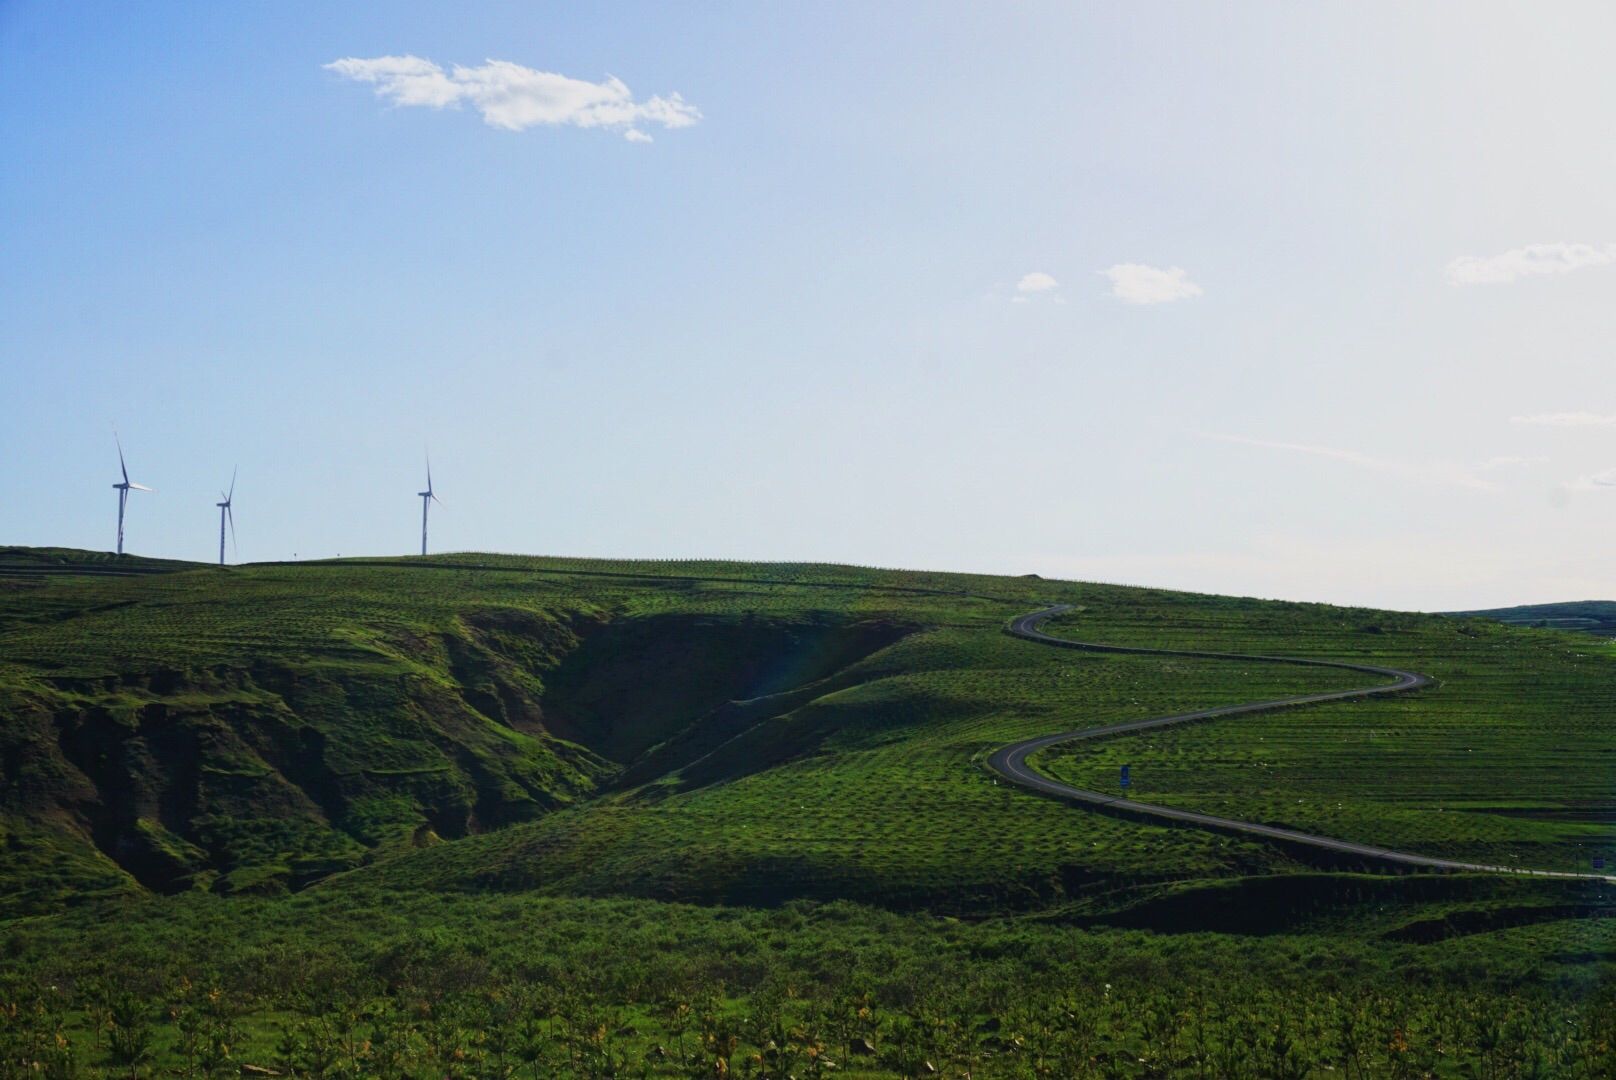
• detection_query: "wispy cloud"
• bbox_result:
[1446,242,1616,286]
[325,55,700,140]
[1009,271,1060,304]
[1201,433,1537,491]
[1101,263,1201,305]
[1510,411,1616,427]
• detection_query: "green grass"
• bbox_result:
[6,883,1616,1078]
[5,548,1615,905]
[5,548,1616,1076]
[354,632,1389,909]
[1032,597,1616,873]
[1450,599,1616,634]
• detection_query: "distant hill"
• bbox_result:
[1446,600,1616,635]
[0,545,199,577]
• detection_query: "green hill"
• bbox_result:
[0,550,947,908]
[1448,599,1616,635]
[5,547,1616,910]
[4,548,1616,1076]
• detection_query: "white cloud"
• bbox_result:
[325,55,462,108]
[1016,272,1059,294]
[1202,432,1512,491]
[325,55,701,135]
[1445,242,1616,286]
[1511,411,1616,427]
[1101,263,1202,304]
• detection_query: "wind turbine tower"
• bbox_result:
[418,458,442,556]
[112,435,153,556]
[216,468,236,566]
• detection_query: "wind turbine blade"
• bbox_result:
[426,453,433,492]
[227,466,236,502]
[116,433,129,485]
[228,505,237,554]
[127,483,154,493]
[432,493,444,507]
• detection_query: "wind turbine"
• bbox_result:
[418,457,442,556]
[216,468,236,566]
[112,434,153,555]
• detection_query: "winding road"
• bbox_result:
[988,605,1615,881]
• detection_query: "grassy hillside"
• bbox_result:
[0,551,969,909]
[5,548,1616,911]
[1033,596,1616,874]
[4,548,1616,1076]
[1450,599,1616,635]
[0,549,1417,914]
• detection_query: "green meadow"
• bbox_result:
[1033,599,1616,873]
[2,547,1615,1077]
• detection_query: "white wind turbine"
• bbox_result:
[418,456,442,556]
[112,434,153,556]
[216,468,236,566]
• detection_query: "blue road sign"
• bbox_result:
[1120,764,1131,789]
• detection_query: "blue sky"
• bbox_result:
[7,2,1616,609]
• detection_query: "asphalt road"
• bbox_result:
[987,604,1615,881]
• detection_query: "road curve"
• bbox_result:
[988,605,1615,882]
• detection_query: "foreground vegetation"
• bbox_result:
[6,886,1616,1078]
[3,547,1615,1076]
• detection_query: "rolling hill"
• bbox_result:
[1448,600,1616,635]
[4,547,1616,1076]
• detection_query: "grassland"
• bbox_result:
[1450,600,1616,635]
[0,549,1381,913]
[1032,597,1616,874]
[3,547,1616,1076]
